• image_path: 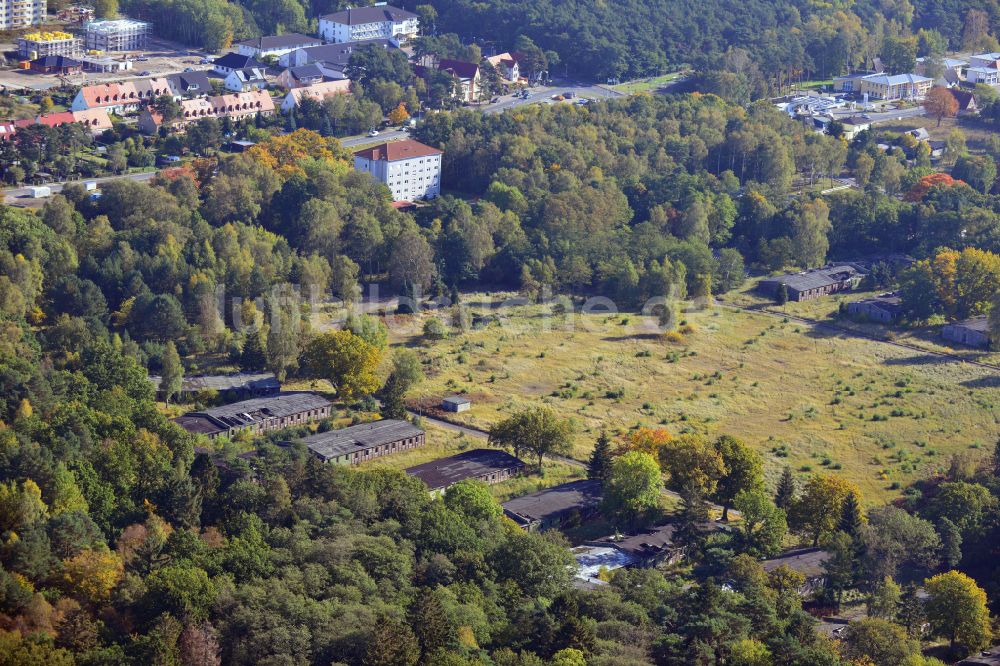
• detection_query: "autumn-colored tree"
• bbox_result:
[247,129,350,180]
[658,435,726,497]
[923,87,959,127]
[619,427,673,456]
[61,549,124,604]
[301,330,382,398]
[924,570,992,654]
[790,475,862,546]
[904,173,966,201]
[0,479,48,533]
[388,102,410,126]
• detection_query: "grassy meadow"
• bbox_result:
[394,293,1000,502]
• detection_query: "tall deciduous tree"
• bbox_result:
[159,341,183,406]
[923,570,992,654]
[790,475,862,546]
[712,435,764,521]
[488,407,572,467]
[923,87,959,127]
[302,330,382,398]
[602,451,662,524]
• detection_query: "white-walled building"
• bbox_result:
[966,66,999,85]
[224,67,268,92]
[84,19,151,52]
[0,0,46,30]
[968,52,1000,69]
[235,33,321,59]
[353,139,442,202]
[318,4,418,45]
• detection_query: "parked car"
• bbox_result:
[136,56,149,62]
[563,91,575,98]
[139,70,151,76]
[490,97,499,103]
[367,129,380,137]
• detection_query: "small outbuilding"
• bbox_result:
[942,316,992,349]
[441,396,471,412]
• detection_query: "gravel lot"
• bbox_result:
[0,36,217,92]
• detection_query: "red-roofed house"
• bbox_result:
[70,81,152,114]
[353,139,442,202]
[280,79,351,112]
[11,109,113,136]
[138,89,275,134]
[484,52,520,83]
[436,58,481,103]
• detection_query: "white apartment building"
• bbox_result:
[966,66,999,85]
[353,139,442,202]
[0,0,45,30]
[85,18,151,52]
[318,4,418,45]
[18,31,81,58]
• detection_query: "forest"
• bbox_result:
[118,0,1000,88]
[2,85,1000,663]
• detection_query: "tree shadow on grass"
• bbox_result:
[961,375,1000,389]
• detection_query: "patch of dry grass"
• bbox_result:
[393,294,1000,503]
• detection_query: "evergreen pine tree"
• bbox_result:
[837,491,864,538]
[776,283,789,305]
[321,114,333,137]
[898,583,926,637]
[286,109,297,132]
[411,592,453,657]
[938,517,963,569]
[774,466,795,510]
[673,483,710,553]
[381,373,407,420]
[588,431,613,483]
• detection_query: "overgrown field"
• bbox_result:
[396,296,1000,502]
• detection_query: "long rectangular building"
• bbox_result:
[502,479,603,531]
[172,392,332,440]
[406,448,525,493]
[298,419,425,464]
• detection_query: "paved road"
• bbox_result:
[3,171,158,202]
[340,129,410,148]
[484,82,624,115]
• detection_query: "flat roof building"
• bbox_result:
[502,479,603,531]
[297,419,425,465]
[18,32,82,59]
[172,392,331,440]
[406,448,525,493]
[85,19,151,52]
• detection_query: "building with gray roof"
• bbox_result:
[298,419,425,464]
[149,372,280,401]
[502,479,603,531]
[759,265,865,302]
[172,392,331,439]
[846,292,903,323]
[406,448,525,493]
[942,316,992,349]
